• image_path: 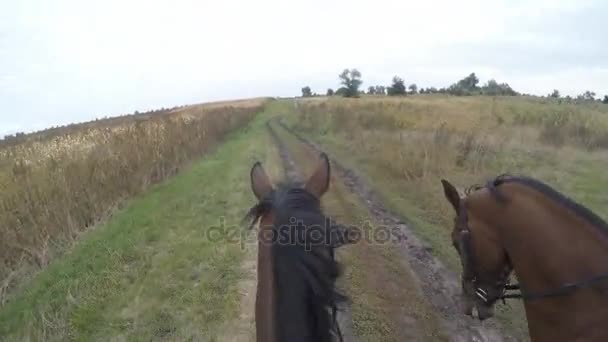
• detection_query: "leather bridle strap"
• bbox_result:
[501,272,608,301]
[457,202,497,303]
[457,201,608,303]
[458,203,476,282]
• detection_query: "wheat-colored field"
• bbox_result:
[0,99,266,301]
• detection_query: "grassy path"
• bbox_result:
[278,120,530,340]
[0,111,279,341]
[270,120,446,341]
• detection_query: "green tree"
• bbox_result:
[603,95,608,104]
[448,73,480,96]
[387,76,407,96]
[335,88,347,96]
[375,85,386,95]
[464,73,479,89]
[550,89,560,98]
[482,79,518,96]
[368,86,376,95]
[338,68,363,98]
[326,88,334,96]
[409,83,418,94]
[419,88,426,94]
[582,90,596,101]
[301,86,312,97]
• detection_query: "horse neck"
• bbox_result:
[273,242,334,342]
[256,217,334,342]
[256,215,276,342]
[478,183,608,338]
[483,183,608,291]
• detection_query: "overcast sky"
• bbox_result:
[1,0,607,136]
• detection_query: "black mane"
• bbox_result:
[480,174,608,234]
[245,182,347,342]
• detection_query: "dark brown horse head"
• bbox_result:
[246,152,349,342]
[441,179,512,321]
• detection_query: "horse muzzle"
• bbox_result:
[462,292,495,321]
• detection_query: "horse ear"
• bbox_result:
[305,152,330,198]
[251,161,273,200]
[441,179,460,213]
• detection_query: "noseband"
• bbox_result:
[457,201,608,303]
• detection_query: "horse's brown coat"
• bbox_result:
[248,152,344,342]
[443,177,608,341]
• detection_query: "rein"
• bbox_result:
[501,273,608,301]
[457,202,608,304]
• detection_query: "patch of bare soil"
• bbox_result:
[276,118,517,342]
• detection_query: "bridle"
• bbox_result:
[456,201,518,305]
[456,201,608,304]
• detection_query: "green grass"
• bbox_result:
[0,110,279,341]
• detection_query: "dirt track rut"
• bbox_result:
[273,118,518,342]
[266,121,359,342]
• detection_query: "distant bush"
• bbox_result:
[481,79,518,96]
[447,73,481,96]
[387,76,407,96]
[301,86,312,97]
[374,85,387,95]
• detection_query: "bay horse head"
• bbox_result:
[441,178,513,321]
[245,152,350,342]
[440,174,608,340]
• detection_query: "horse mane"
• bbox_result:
[472,173,608,234]
[245,182,347,342]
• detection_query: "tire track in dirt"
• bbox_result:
[266,121,358,342]
[275,118,516,342]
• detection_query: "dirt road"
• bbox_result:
[269,118,518,342]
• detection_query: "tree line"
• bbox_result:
[301,68,608,104]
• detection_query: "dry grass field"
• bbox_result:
[0,98,266,303]
[2,94,607,341]
[282,94,608,338]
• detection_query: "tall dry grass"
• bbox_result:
[285,95,608,339]
[0,100,265,300]
[286,95,608,253]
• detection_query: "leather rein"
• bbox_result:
[457,201,608,303]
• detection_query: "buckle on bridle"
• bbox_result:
[475,287,489,303]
